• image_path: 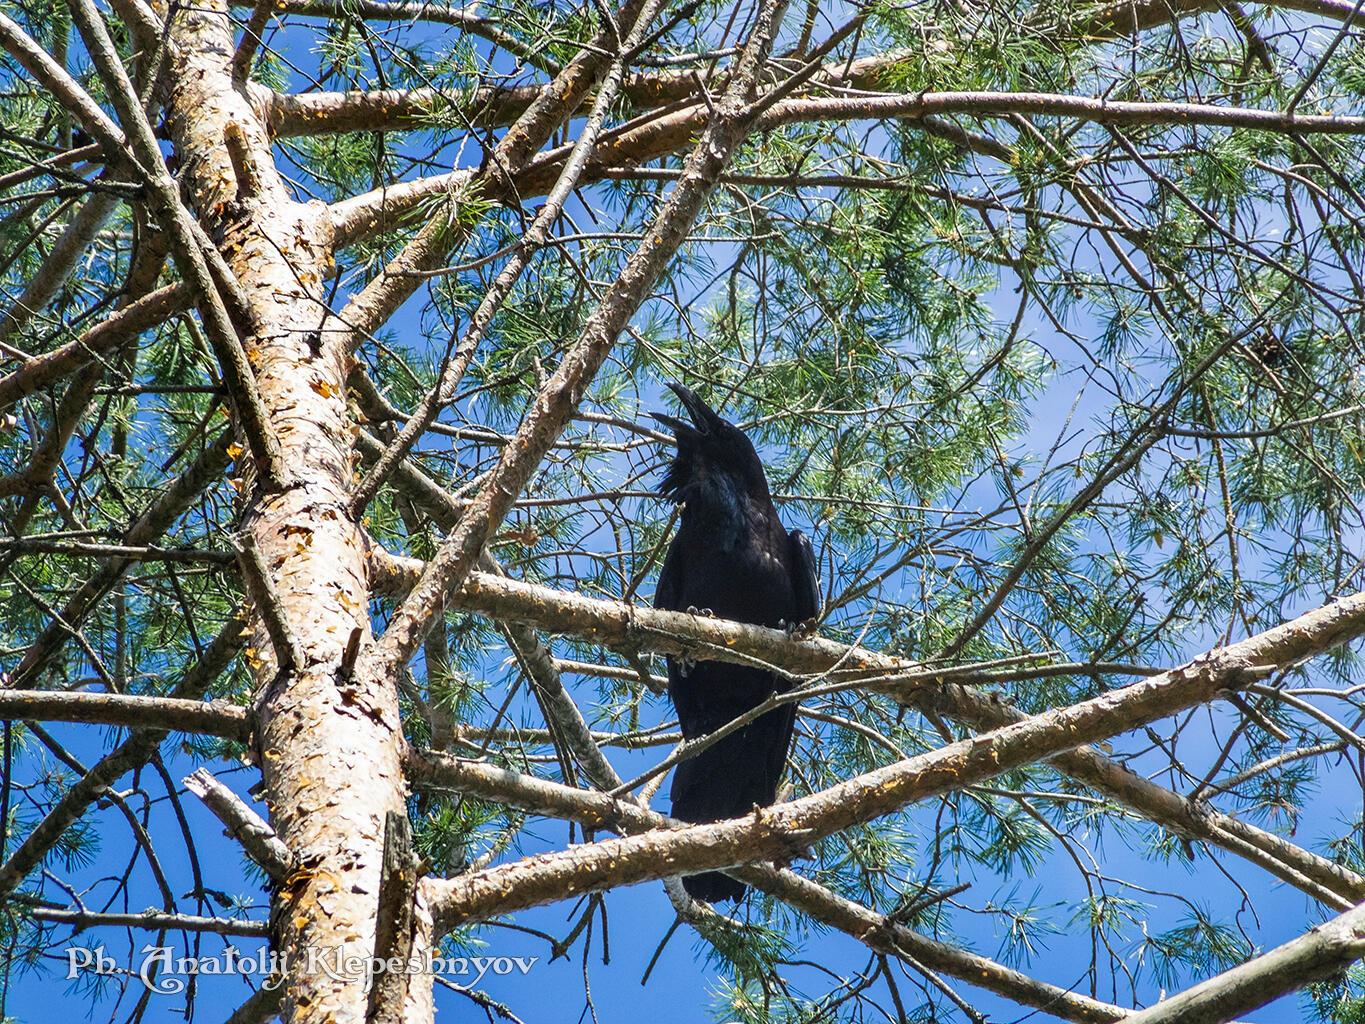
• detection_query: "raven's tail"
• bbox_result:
[669,707,796,903]
[681,870,747,903]
[670,754,758,902]
[671,765,751,902]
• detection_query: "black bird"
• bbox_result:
[651,383,821,903]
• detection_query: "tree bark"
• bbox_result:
[160,3,410,1020]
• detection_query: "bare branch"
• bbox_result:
[425,588,1365,926]
[224,983,285,1024]
[0,282,192,412]
[0,690,250,739]
[231,0,273,81]
[0,611,245,900]
[27,906,269,936]
[405,748,1128,1023]
[184,767,293,880]
[758,90,1365,135]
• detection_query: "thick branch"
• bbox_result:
[424,588,1365,926]
[373,485,1365,910]
[224,984,285,1024]
[405,748,1126,1023]
[760,90,1365,135]
[27,906,269,936]
[268,82,543,138]
[183,768,293,880]
[0,690,249,739]
[276,0,1365,140]
[1083,0,1363,33]
[1117,900,1365,1024]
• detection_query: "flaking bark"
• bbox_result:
[159,3,410,1020]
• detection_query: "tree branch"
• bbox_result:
[424,587,1365,927]
[233,531,304,675]
[404,748,1128,1023]
[0,690,250,739]
[349,0,669,516]
[326,0,656,342]
[758,90,1365,135]
[1117,899,1365,1023]
[26,906,269,936]
[234,0,558,71]
[0,611,245,899]
[0,11,128,164]
[0,282,192,413]
[184,767,292,880]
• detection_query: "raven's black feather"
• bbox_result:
[651,384,821,903]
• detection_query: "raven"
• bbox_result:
[651,383,821,902]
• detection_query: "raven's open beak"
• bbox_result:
[650,382,722,442]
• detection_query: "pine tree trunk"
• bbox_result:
[161,4,421,1019]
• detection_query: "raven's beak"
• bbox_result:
[650,382,722,442]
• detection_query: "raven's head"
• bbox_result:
[652,383,769,506]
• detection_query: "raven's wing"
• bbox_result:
[787,529,821,623]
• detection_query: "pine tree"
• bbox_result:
[3,0,1365,1020]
